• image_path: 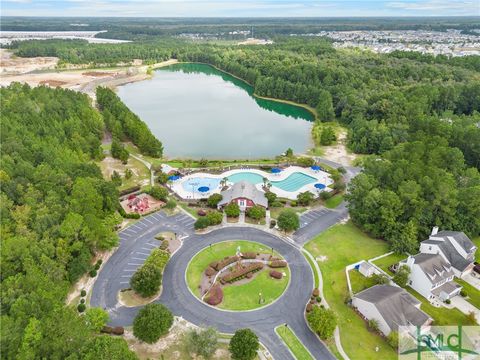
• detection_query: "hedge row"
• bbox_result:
[221,263,264,284]
[269,270,283,279]
[241,252,257,259]
[210,256,239,271]
[205,266,217,277]
[205,285,223,306]
[101,326,125,335]
[269,260,287,268]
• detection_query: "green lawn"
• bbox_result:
[473,237,480,262]
[302,250,319,288]
[372,253,406,276]
[275,325,314,360]
[405,287,476,326]
[349,270,377,294]
[324,194,344,209]
[186,240,288,311]
[455,278,480,309]
[220,269,289,311]
[304,221,397,360]
[270,207,306,220]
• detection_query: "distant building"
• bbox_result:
[419,228,477,278]
[352,285,432,336]
[403,253,461,302]
[218,181,268,211]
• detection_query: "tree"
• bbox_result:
[148,186,168,201]
[157,171,169,184]
[194,216,211,230]
[387,331,399,349]
[316,90,335,122]
[130,263,162,297]
[133,304,173,343]
[277,209,300,232]
[111,138,129,164]
[185,327,219,359]
[320,127,337,145]
[111,170,122,186]
[125,168,133,180]
[207,193,223,208]
[224,202,240,218]
[371,273,390,285]
[229,329,259,360]
[265,191,277,206]
[206,211,223,226]
[393,265,411,288]
[297,191,315,206]
[285,148,294,157]
[84,308,109,332]
[297,157,315,167]
[307,306,337,340]
[246,205,266,220]
[79,336,138,360]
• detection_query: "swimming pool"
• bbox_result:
[272,172,317,192]
[227,172,264,185]
[227,171,317,192]
[182,177,221,194]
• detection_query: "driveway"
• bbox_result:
[91,218,335,360]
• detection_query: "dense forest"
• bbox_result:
[2,16,479,40]
[6,37,480,250]
[0,84,137,359]
[96,87,163,157]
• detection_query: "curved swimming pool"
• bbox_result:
[227,171,317,192]
[182,177,221,194]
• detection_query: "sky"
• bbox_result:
[1,0,479,17]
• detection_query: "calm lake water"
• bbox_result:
[117,63,314,159]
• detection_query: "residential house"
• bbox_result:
[352,285,432,336]
[419,227,476,278]
[402,253,461,302]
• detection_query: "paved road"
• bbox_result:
[91,218,335,360]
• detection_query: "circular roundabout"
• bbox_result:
[186,240,291,311]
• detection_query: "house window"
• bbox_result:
[238,199,246,208]
[409,280,412,285]
[429,246,432,250]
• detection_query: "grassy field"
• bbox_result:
[349,270,377,294]
[455,278,480,309]
[220,269,289,311]
[324,194,344,209]
[304,221,397,360]
[474,237,480,262]
[186,241,289,311]
[98,155,150,191]
[302,250,319,288]
[372,253,406,276]
[405,287,476,325]
[275,325,314,360]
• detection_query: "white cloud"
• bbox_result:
[387,0,479,14]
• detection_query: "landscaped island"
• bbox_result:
[186,241,290,311]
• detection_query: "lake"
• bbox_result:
[117,63,314,159]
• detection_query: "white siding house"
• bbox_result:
[419,228,476,278]
[403,254,461,302]
[352,285,432,336]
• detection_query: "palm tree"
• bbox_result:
[220,177,228,188]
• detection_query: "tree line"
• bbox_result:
[0,83,137,359]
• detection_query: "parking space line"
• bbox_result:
[131,224,143,231]
[120,275,131,278]
[120,281,130,284]
[143,243,157,248]
[132,257,147,261]
[143,218,154,225]
[136,251,150,256]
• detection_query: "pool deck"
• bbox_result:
[169,166,333,200]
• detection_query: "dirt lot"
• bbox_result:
[0,50,178,98]
[321,130,358,166]
[0,48,58,74]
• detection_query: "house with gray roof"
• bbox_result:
[352,285,432,336]
[402,253,461,302]
[218,181,268,210]
[419,227,476,278]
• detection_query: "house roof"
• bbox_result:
[431,281,462,297]
[218,181,268,208]
[411,253,454,283]
[359,261,374,273]
[422,231,476,272]
[354,285,431,330]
